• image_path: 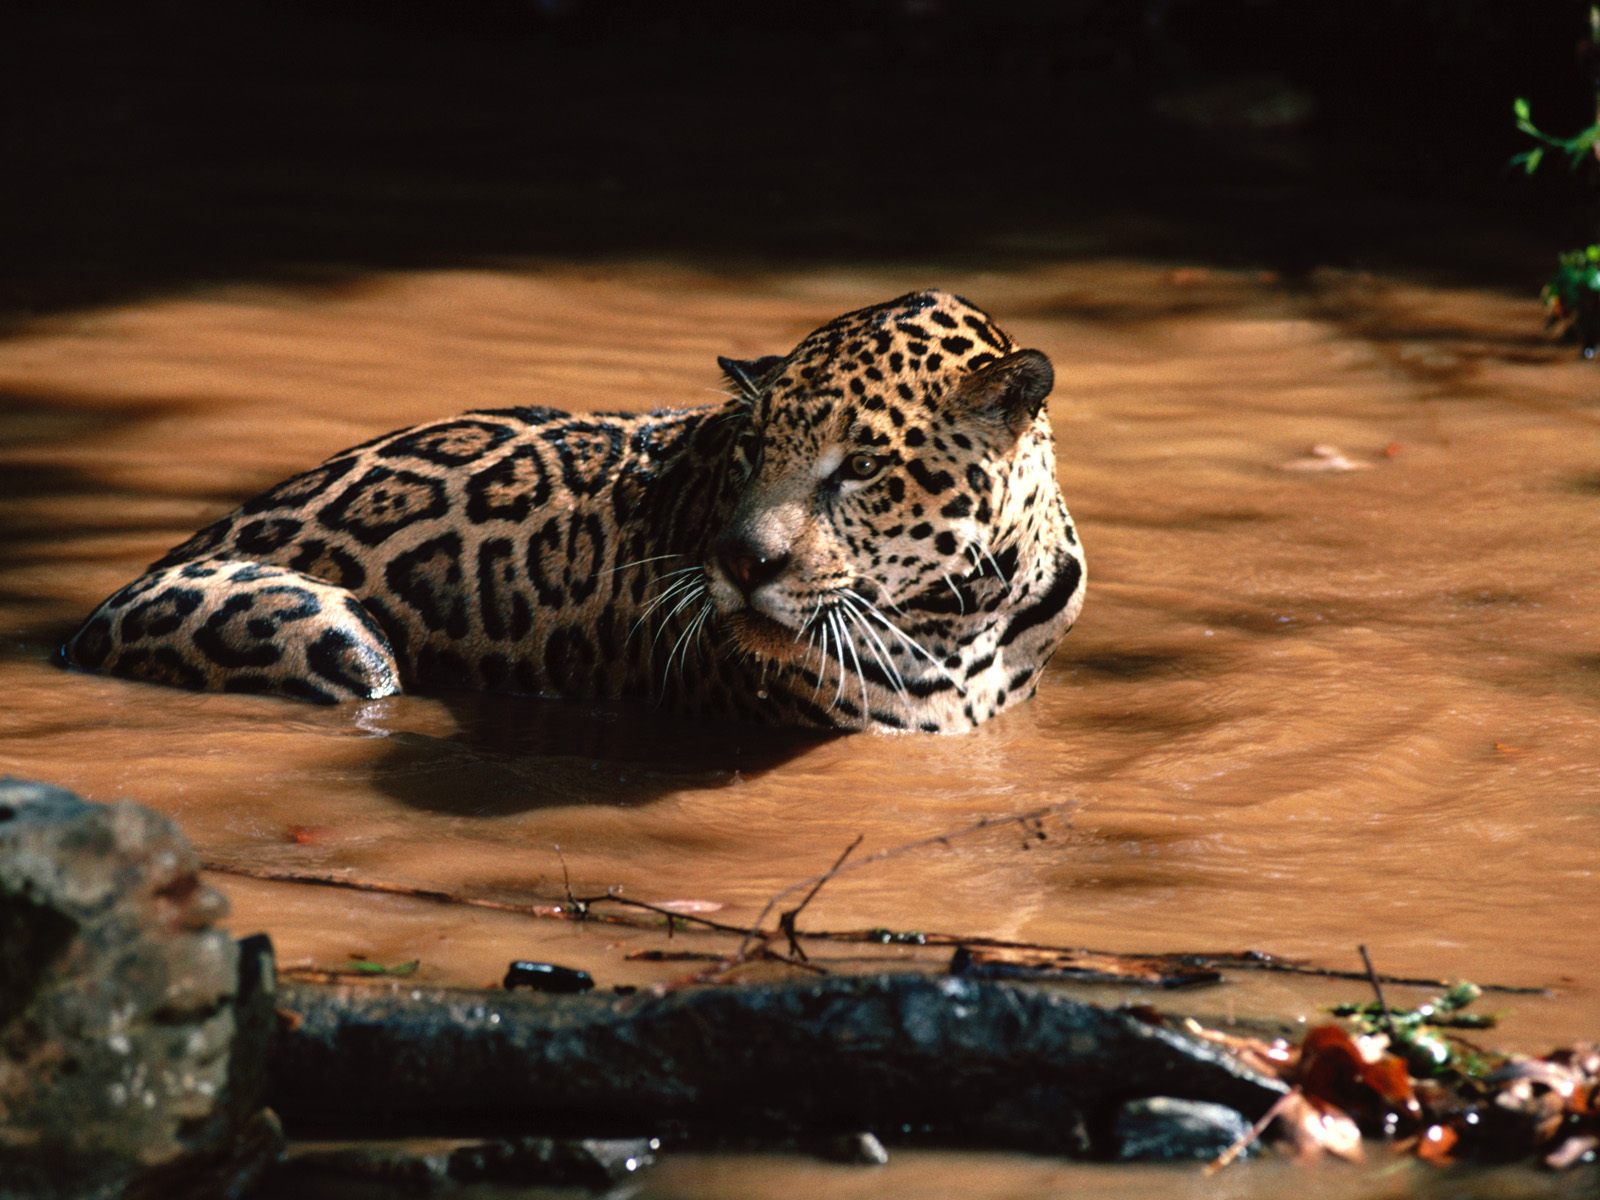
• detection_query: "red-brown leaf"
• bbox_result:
[1295,1024,1420,1120]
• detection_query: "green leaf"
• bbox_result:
[1438,981,1482,1012]
[1567,126,1600,168]
[347,957,420,976]
[1513,96,1531,121]
[1522,147,1544,175]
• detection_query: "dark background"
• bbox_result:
[6,0,1598,324]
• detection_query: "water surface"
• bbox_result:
[2,261,1596,1188]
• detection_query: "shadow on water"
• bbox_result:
[366,691,830,814]
[3,0,1587,331]
[0,390,275,649]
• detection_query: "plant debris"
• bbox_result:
[1280,444,1374,472]
[1193,959,1600,1172]
[205,819,1585,1174]
[204,820,1547,1000]
[280,956,420,983]
[1332,980,1499,1076]
[348,956,420,977]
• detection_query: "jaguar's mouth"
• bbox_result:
[724,608,805,660]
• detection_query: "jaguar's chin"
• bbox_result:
[723,609,806,660]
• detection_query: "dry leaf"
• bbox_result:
[648,899,725,914]
[1295,1024,1420,1120]
[1281,444,1373,472]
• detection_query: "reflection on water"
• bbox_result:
[2,262,1598,1193]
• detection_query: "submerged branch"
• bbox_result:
[204,859,1549,996]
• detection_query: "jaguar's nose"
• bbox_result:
[715,534,790,595]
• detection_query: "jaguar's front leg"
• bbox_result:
[62,559,401,703]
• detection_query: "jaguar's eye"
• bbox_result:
[841,452,883,482]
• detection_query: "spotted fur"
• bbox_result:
[62,291,1086,732]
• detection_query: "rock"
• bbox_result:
[1113,1096,1253,1162]
[819,1132,889,1165]
[502,960,595,993]
[0,777,280,1200]
[448,1136,657,1187]
[279,1136,659,1190]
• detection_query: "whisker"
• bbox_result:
[811,620,831,703]
[836,608,870,719]
[841,596,905,697]
[603,552,684,577]
[662,596,708,694]
[650,582,705,652]
[628,574,701,642]
[855,581,906,617]
[942,574,966,615]
[640,572,700,610]
[827,611,849,711]
[980,544,1011,588]
[689,598,714,665]
[643,569,707,598]
[843,587,963,692]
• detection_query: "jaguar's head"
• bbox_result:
[704,290,1062,661]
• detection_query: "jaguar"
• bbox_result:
[62,290,1087,732]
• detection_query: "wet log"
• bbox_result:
[0,778,280,1200]
[272,974,1288,1155]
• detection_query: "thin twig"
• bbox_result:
[203,860,1550,996]
[735,801,1073,961]
[202,861,584,918]
[205,860,754,938]
[1204,1088,1296,1175]
[552,844,586,917]
[1358,943,1398,1040]
[582,892,757,938]
[778,834,863,961]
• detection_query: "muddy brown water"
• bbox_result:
[2,262,1597,1194]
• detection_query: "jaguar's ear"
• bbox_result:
[953,349,1054,438]
[718,355,785,402]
